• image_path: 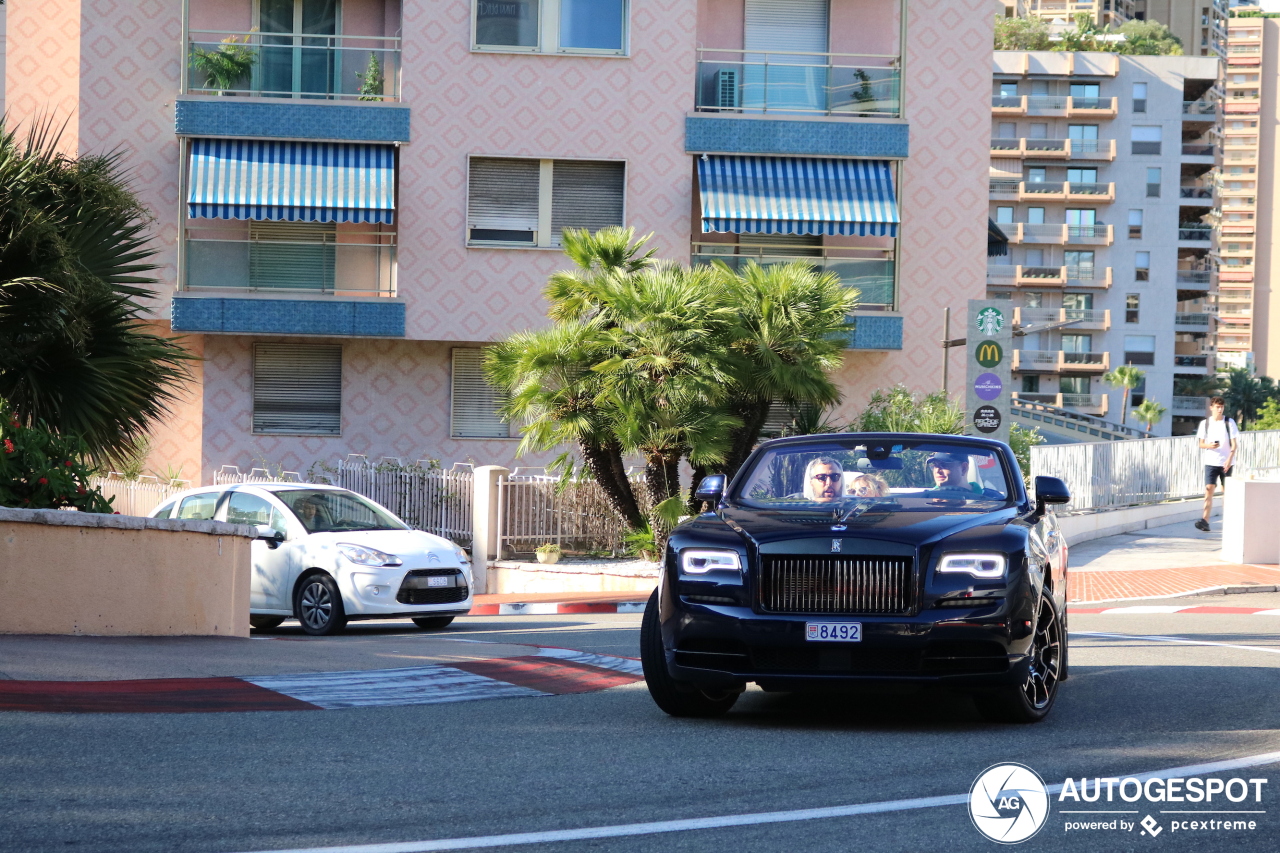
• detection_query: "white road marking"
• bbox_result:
[1097,606,1195,614]
[244,665,546,709]
[1073,631,1280,655]
[229,750,1280,853]
[533,646,644,675]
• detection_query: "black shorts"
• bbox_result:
[1205,465,1232,487]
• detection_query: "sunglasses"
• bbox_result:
[811,473,842,482]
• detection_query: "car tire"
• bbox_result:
[295,574,348,636]
[640,589,740,718]
[411,616,455,631]
[974,595,1063,724]
[249,616,286,631]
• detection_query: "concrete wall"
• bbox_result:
[0,508,254,637]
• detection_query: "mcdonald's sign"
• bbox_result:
[976,340,1003,368]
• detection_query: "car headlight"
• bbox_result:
[453,545,470,566]
[937,553,1006,580]
[681,549,742,574]
[336,543,403,567]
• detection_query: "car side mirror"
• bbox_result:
[1033,476,1070,519]
[694,474,727,504]
[254,524,285,548]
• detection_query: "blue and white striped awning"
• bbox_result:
[187,139,395,224]
[697,155,898,237]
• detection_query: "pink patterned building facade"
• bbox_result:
[4,0,992,483]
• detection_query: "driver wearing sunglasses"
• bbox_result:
[801,457,844,502]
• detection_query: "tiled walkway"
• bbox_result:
[1069,563,1280,604]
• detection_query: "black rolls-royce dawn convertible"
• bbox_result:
[640,433,1072,723]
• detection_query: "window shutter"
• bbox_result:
[468,158,540,239]
[252,343,342,435]
[549,160,625,244]
[744,0,828,53]
[450,348,511,438]
[249,221,336,291]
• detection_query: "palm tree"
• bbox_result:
[1132,399,1167,433]
[1102,366,1145,425]
[1222,368,1275,429]
[0,120,195,462]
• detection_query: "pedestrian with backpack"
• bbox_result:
[1195,396,1239,532]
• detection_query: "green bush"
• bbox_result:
[0,401,113,512]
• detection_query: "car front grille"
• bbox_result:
[396,569,468,605]
[760,555,915,615]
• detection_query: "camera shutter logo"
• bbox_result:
[976,307,1005,336]
[969,763,1050,844]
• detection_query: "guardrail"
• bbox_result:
[1012,398,1149,443]
[1031,430,1280,511]
[694,48,901,118]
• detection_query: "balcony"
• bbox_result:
[690,244,895,308]
[1174,354,1211,370]
[183,30,401,101]
[1182,100,1218,117]
[988,138,1116,161]
[1172,396,1208,414]
[1177,226,1214,242]
[1012,350,1110,372]
[694,49,901,119]
[1175,312,1213,329]
[1181,143,1217,158]
[1015,307,1111,330]
[1005,223,1113,246]
[987,264,1111,289]
[1175,270,1215,286]
[183,229,397,297]
[1179,184,1215,201]
[1067,96,1118,117]
[1012,392,1109,416]
[992,181,1115,203]
[992,95,1027,116]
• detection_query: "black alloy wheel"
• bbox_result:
[295,574,348,636]
[249,615,286,631]
[412,616,455,631]
[640,590,741,718]
[975,595,1062,724]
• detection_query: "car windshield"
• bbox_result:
[275,489,408,533]
[730,438,1015,514]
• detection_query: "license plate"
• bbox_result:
[427,576,450,588]
[805,622,862,642]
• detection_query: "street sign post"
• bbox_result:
[965,299,1013,446]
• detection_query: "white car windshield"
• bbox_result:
[731,439,1014,513]
[275,489,408,533]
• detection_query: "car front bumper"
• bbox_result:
[662,596,1036,691]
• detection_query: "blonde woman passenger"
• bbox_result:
[846,472,889,499]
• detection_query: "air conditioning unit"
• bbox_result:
[715,69,739,109]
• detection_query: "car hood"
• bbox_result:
[719,505,1021,548]
[304,529,466,568]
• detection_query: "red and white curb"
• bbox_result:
[469,600,648,615]
[0,647,644,714]
[1070,604,1280,615]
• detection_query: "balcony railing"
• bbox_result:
[1175,355,1210,368]
[1175,312,1212,326]
[989,137,1115,160]
[1178,226,1213,241]
[1179,185,1215,199]
[1181,143,1217,156]
[183,232,397,296]
[1015,308,1110,329]
[1182,100,1218,116]
[690,244,895,307]
[694,49,901,118]
[1172,396,1208,414]
[183,31,401,101]
[1027,95,1068,111]
[987,264,1112,288]
[1013,350,1110,371]
[1016,392,1108,413]
[1175,270,1214,285]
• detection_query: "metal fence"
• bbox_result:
[1030,430,1280,511]
[89,474,191,517]
[497,470,647,557]
[215,457,474,546]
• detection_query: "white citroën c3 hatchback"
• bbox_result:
[150,483,473,635]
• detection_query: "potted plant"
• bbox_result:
[357,53,385,101]
[535,542,561,564]
[190,32,258,95]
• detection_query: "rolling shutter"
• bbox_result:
[450,348,511,438]
[468,158,540,241]
[249,222,336,291]
[744,0,828,53]
[550,160,625,244]
[252,343,342,435]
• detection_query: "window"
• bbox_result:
[252,343,342,435]
[467,157,625,247]
[451,347,512,438]
[474,0,628,54]
[1061,334,1092,353]
[1024,249,1045,267]
[226,492,288,536]
[996,206,1014,224]
[1124,335,1156,366]
[1022,375,1041,393]
[260,0,338,98]
[1132,81,1147,112]
[1146,167,1161,198]
[1131,126,1162,155]
[1067,167,1097,184]
[1027,207,1045,224]
[1062,292,1093,311]
[1025,291,1043,308]
[1070,83,1100,99]
[250,222,336,291]
[997,122,1017,138]
[1064,251,1095,279]
[1000,82,1018,98]
[1027,167,1047,184]
[1068,124,1098,141]
[1126,293,1140,323]
[1029,123,1048,139]
[177,492,220,521]
[1128,209,1143,239]
[1135,251,1150,281]
[1059,376,1089,395]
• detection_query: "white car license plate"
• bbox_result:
[427,576,450,588]
[806,622,862,642]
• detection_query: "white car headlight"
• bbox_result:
[681,549,742,574]
[337,543,403,567]
[937,553,1006,580]
[453,545,471,566]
